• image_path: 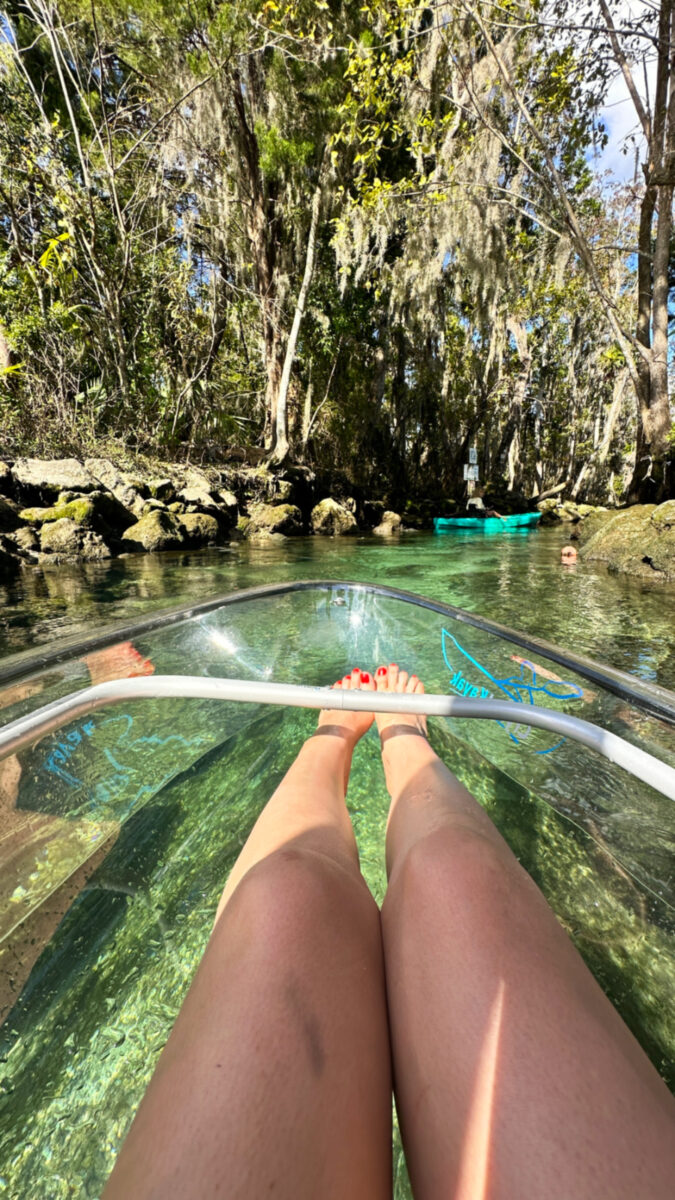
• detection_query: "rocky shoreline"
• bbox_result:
[0,456,406,576]
[0,457,673,584]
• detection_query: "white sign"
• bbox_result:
[469,447,478,464]
[463,464,479,481]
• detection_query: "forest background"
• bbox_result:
[0,0,673,507]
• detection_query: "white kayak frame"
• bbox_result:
[1,674,675,802]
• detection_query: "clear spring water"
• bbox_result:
[0,536,674,1198]
[2,529,675,689]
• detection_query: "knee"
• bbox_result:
[224,845,377,953]
[385,823,520,927]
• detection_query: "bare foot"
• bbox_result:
[317,668,375,742]
[373,663,427,739]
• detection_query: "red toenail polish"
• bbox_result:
[360,671,370,683]
[377,667,387,676]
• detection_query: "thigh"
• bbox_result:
[104,846,392,1200]
[383,825,675,1200]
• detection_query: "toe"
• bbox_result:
[396,670,409,692]
[407,673,419,694]
[375,666,388,690]
[350,667,362,688]
[388,663,399,690]
[342,674,352,689]
[359,670,375,691]
[332,679,343,691]
[413,677,425,694]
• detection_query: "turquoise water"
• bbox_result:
[0,540,674,1197]
[2,529,675,688]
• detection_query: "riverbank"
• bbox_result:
[0,455,673,583]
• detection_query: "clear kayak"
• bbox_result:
[434,512,542,531]
[1,580,674,1196]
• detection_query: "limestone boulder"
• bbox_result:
[19,490,133,538]
[8,526,39,556]
[178,512,220,546]
[85,458,148,514]
[148,478,176,502]
[373,510,402,536]
[40,518,111,560]
[120,510,185,552]
[12,458,97,503]
[578,504,675,582]
[246,502,303,537]
[311,498,358,536]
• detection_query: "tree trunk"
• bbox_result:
[504,318,531,492]
[269,182,322,464]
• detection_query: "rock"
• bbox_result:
[167,502,186,514]
[120,510,185,552]
[0,496,22,532]
[310,498,358,536]
[178,512,220,546]
[176,486,220,511]
[8,526,39,556]
[12,458,98,502]
[40,519,111,560]
[0,462,12,494]
[216,490,238,520]
[578,504,675,582]
[651,500,675,532]
[142,498,168,513]
[148,478,175,502]
[19,490,133,537]
[373,510,402,536]
[246,502,303,537]
[85,458,147,512]
[362,500,386,528]
[0,536,21,577]
[247,529,287,545]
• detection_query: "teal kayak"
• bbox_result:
[434,512,542,532]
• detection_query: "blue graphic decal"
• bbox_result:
[441,629,583,753]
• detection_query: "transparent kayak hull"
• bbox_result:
[1,580,674,1197]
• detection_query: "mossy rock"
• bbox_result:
[651,500,675,532]
[310,498,357,536]
[178,512,220,546]
[20,497,96,527]
[247,502,303,536]
[120,510,185,553]
[12,458,97,502]
[40,519,111,560]
[579,504,675,582]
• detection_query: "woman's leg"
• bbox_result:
[104,670,391,1200]
[374,664,675,1200]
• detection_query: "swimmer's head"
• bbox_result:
[561,545,577,563]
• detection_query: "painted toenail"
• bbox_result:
[376,667,387,676]
[360,671,370,683]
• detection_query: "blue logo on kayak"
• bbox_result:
[441,629,583,754]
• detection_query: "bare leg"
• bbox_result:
[104,669,391,1200]
[374,664,675,1200]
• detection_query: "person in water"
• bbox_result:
[561,543,578,563]
[104,665,675,1199]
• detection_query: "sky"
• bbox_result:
[593,1,657,183]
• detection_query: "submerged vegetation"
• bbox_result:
[0,0,673,502]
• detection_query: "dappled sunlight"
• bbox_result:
[455,978,506,1200]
